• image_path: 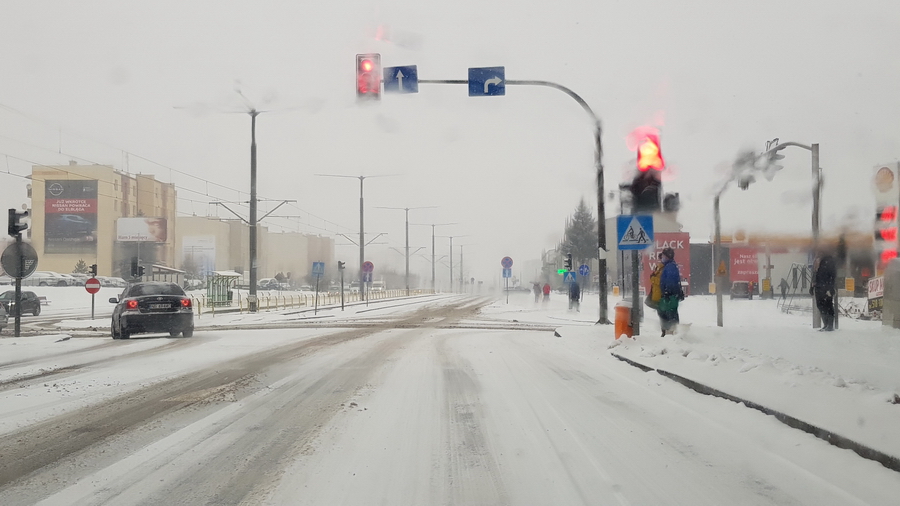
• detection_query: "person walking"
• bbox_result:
[811,249,837,331]
[779,278,789,300]
[533,282,541,303]
[657,247,685,337]
[542,282,551,304]
[568,281,581,311]
[645,255,663,310]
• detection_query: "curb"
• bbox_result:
[610,352,900,473]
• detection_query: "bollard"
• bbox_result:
[614,300,633,339]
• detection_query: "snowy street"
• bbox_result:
[0,292,898,505]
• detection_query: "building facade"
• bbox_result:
[29,162,176,277]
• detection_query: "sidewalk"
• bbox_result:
[604,295,900,466]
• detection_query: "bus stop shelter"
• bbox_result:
[207,270,241,307]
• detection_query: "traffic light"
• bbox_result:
[875,205,899,267]
[7,209,28,237]
[337,261,346,270]
[137,265,145,277]
[130,257,139,278]
[636,134,664,172]
[356,53,381,100]
[564,253,573,271]
[90,264,98,276]
[630,171,661,213]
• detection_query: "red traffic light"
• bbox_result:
[881,249,898,264]
[356,53,381,100]
[637,134,664,172]
[880,227,898,242]
[878,205,898,222]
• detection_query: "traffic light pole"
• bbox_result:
[419,78,609,323]
[14,233,22,337]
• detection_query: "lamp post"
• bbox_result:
[438,235,469,292]
[376,206,436,295]
[411,223,456,292]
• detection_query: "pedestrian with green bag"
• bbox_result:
[657,247,685,337]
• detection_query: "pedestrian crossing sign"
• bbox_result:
[616,215,653,250]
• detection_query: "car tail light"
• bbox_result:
[181,298,191,308]
[126,299,138,309]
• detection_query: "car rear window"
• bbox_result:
[127,283,185,297]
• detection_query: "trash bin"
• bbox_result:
[615,300,633,339]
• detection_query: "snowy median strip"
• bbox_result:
[610,351,900,473]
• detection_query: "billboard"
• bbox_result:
[640,232,691,295]
[730,247,760,284]
[117,217,168,242]
[44,179,98,254]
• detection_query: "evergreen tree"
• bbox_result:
[563,198,597,264]
[73,259,89,274]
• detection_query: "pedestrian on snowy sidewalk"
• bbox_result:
[657,247,685,337]
[811,248,837,331]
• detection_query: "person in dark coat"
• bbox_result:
[657,247,685,336]
[811,250,837,331]
[568,281,581,311]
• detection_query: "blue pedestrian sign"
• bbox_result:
[502,268,512,278]
[616,215,654,250]
[383,65,418,94]
[312,261,325,275]
[468,67,505,97]
[578,264,590,277]
[563,271,577,284]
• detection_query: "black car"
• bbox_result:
[0,290,42,316]
[109,282,194,339]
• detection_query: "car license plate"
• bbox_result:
[149,303,170,309]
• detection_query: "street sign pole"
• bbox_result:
[91,293,95,320]
[314,273,320,315]
[14,234,22,337]
[506,277,509,304]
[631,250,640,336]
[340,268,345,311]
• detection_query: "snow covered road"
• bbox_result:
[0,295,898,505]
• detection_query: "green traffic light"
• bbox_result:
[557,269,566,274]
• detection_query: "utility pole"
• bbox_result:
[316,174,395,303]
[377,206,436,296]
[248,110,260,311]
[412,223,456,292]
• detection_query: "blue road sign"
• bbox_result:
[384,65,418,94]
[468,67,505,97]
[563,271,577,283]
[363,272,373,283]
[578,264,590,277]
[501,256,513,269]
[502,268,512,278]
[616,215,654,250]
[312,261,325,275]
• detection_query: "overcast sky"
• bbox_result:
[1,0,898,284]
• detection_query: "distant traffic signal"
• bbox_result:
[875,205,899,266]
[90,264,98,276]
[564,253,573,271]
[337,261,346,270]
[7,209,28,238]
[356,53,381,101]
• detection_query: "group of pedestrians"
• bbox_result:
[646,247,685,336]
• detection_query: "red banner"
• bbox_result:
[730,247,759,283]
[640,232,691,295]
[45,199,98,214]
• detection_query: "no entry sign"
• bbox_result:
[85,277,101,294]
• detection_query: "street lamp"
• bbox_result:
[438,235,469,292]
[376,206,437,295]
[411,222,456,292]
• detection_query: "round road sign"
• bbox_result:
[362,261,374,273]
[500,256,513,269]
[1,242,38,278]
[85,277,101,294]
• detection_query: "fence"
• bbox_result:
[189,289,435,316]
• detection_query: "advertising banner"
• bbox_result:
[44,180,98,254]
[868,276,884,313]
[730,247,760,284]
[640,232,691,295]
[117,217,168,242]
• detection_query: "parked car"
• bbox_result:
[57,273,80,286]
[0,275,13,285]
[109,282,194,339]
[730,281,751,300]
[25,271,68,287]
[0,304,7,331]
[0,290,42,316]
[257,278,279,290]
